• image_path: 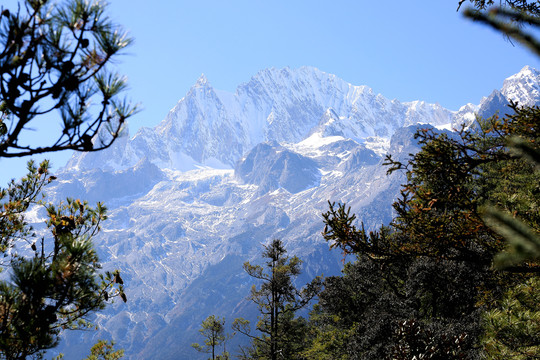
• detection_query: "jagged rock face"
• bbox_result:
[341,146,380,172]
[235,142,321,194]
[48,158,166,212]
[477,90,513,119]
[66,67,457,174]
[501,65,540,106]
[46,66,540,360]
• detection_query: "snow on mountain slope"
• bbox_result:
[449,65,540,129]
[65,67,455,174]
[49,66,540,359]
[501,65,540,106]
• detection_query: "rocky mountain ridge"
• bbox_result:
[65,66,462,173]
[46,65,539,359]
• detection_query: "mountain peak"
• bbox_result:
[517,65,539,77]
[504,65,540,85]
[501,66,540,106]
[194,74,210,87]
[63,66,539,175]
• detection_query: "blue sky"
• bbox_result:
[1,0,538,186]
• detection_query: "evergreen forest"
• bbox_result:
[0,0,538,359]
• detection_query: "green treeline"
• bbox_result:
[313,105,540,359]
[198,100,539,360]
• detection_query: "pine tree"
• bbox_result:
[83,340,125,360]
[0,160,126,359]
[52,339,124,360]
[0,0,133,357]
[482,277,540,359]
[233,239,322,360]
[191,315,232,360]
[312,2,540,359]
[318,110,539,358]
[0,0,138,157]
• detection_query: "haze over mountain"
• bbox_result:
[40,65,540,359]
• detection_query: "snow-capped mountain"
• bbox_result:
[46,66,539,359]
[66,66,455,173]
[501,65,540,106]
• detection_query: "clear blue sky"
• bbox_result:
[1,0,538,186]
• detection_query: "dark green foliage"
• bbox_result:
[483,134,540,269]
[310,104,539,359]
[475,105,540,275]
[307,3,540,359]
[309,256,406,359]
[482,276,540,358]
[486,206,540,269]
[0,161,125,359]
[0,0,138,157]
[391,319,469,360]
[384,122,509,264]
[233,239,322,360]
[306,254,483,359]
[478,110,540,359]
[460,4,540,357]
[0,1,133,356]
[0,1,132,358]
